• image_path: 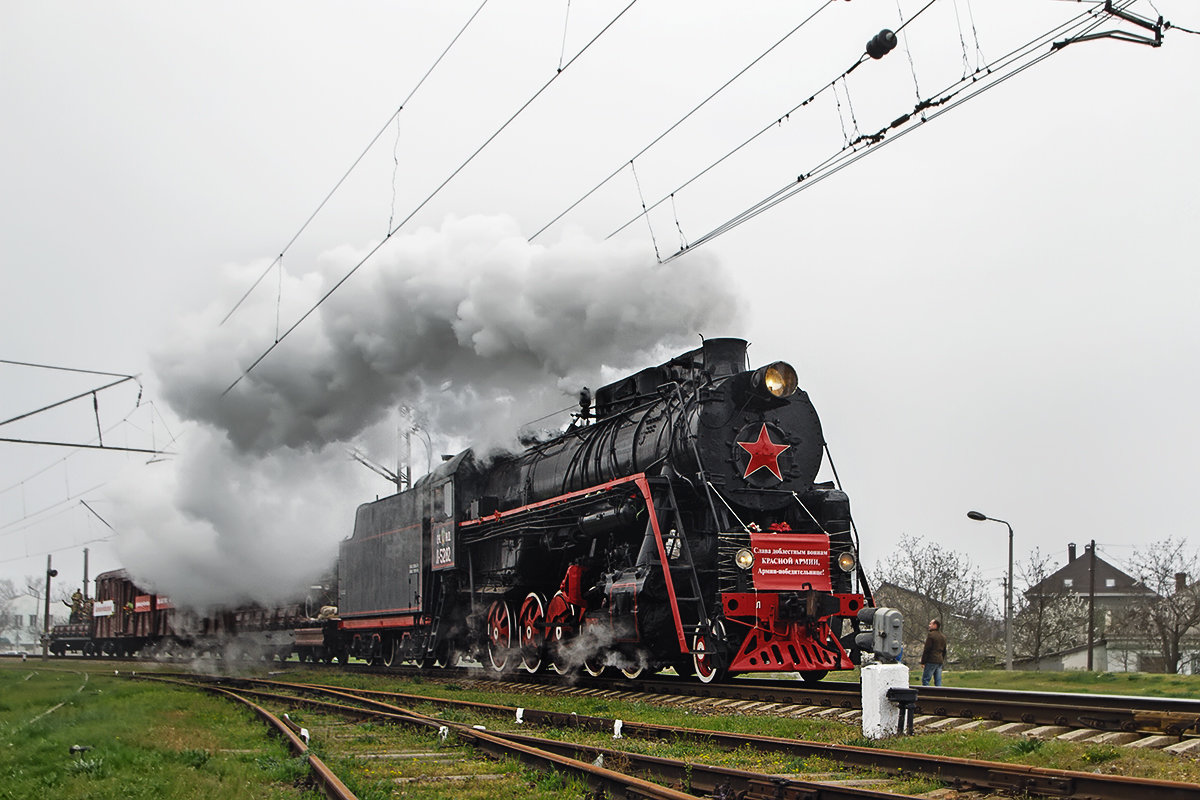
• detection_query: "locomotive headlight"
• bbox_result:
[734,548,755,570]
[837,551,857,573]
[753,361,799,398]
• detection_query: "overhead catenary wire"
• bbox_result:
[530,0,837,243]
[656,2,1123,262]
[0,359,136,380]
[0,534,114,565]
[0,375,138,429]
[218,0,492,328]
[604,0,956,244]
[223,1,640,397]
[0,484,106,537]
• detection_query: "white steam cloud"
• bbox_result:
[108,214,745,607]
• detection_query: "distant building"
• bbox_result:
[0,592,65,653]
[1014,639,1109,672]
[1025,542,1154,618]
[1024,543,1199,674]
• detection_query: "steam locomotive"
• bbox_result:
[48,338,877,682]
[328,337,874,682]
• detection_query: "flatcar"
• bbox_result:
[48,569,308,660]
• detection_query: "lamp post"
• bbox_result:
[410,425,432,476]
[41,555,58,662]
[968,510,1013,670]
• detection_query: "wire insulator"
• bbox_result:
[866,29,898,59]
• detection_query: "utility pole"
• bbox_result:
[41,555,57,661]
[1087,539,1096,670]
[404,430,412,490]
[83,547,89,600]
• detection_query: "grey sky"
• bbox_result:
[2,2,1196,607]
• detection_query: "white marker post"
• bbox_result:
[861,662,910,739]
[856,606,908,739]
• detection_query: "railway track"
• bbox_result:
[318,661,1200,742]
[137,672,1200,800]
[36,651,1200,741]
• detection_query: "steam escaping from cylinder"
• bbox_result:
[107,214,745,607]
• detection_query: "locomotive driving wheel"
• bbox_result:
[580,615,609,677]
[486,600,514,672]
[545,590,579,675]
[618,648,648,680]
[693,619,728,684]
[517,592,547,673]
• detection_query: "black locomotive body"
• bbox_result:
[333,338,871,682]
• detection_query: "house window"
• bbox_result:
[29,614,38,627]
[1063,578,1074,588]
[1105,578,1116,588]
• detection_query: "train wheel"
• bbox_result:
[518,593,546,673]
[382,636,399,668]
[580,615,609,677]
[800,670,828,684]
[433,640,457,668]
[693,619,727,684]
[486,600,514,672]
[582,649,608,677]
[545,591,578,675]
[619,649,646,680]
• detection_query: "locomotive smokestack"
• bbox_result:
[1068,542,1076,562]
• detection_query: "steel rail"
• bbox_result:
[326,660,1200,735]
[153,678,919,799]
[551,673,1200,736]
[136,674,697,800]
[175,674,1200,800]
[135,677,358,800]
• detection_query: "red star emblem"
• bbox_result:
[737,424,790,481]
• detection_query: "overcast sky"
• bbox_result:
[2,1,1197,610]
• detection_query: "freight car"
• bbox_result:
[325,338,876,682]
[48,569,310,660]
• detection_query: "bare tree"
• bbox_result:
[0,578,22,645]
[1013,549,1086,665]
[872,534,1001,669]
[1110,538,1200,674]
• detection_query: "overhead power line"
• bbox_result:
[222,1,641,397]
[655,1,1158,262]
[530,0,838,242]
[0,438,172,455]
[219,0,493,329]
[0,359,136,380]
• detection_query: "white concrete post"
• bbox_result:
[861,662,910,739]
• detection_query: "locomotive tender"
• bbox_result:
[334,337,873,682]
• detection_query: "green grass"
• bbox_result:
[10,660,1200,795]
[932,667,1200,698]
[0,664,319,800]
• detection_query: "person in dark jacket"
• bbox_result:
[920,618,947,686]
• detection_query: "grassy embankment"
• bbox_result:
[0,663,319,800]
[4,660,1198,797]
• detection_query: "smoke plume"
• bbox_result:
[108,214,745,607]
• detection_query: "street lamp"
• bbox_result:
[41,555,58,662]
[409,425,433,477]
[967,510,1014,671]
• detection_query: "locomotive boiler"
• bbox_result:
[335,338,873,682]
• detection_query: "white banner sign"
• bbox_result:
[92,600,115,617]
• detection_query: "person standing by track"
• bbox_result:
[920,619,947,686]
